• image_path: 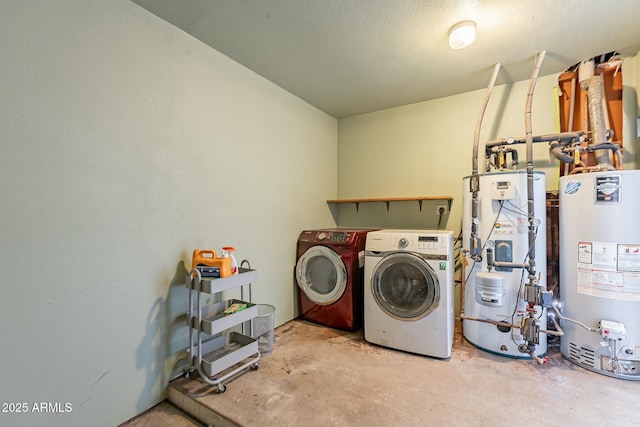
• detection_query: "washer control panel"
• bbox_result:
[314,231,351,243]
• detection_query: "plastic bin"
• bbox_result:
[251,304,275,357]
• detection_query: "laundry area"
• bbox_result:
[3,2,640,427]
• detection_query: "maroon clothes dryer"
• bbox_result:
[295,228,377,331]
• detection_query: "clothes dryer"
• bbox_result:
[364,229,454,358]
[296,228,377,331]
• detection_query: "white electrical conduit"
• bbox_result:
[524,50,546,280]
[469,63,501,259]
[472,63,502,177]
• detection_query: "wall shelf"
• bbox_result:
[326,196,453,212]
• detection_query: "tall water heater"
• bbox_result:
[559,170,640,379]
[463,171,547,358]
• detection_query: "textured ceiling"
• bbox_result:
[132,0,640,118]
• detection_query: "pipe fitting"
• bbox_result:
[549,140,575,163]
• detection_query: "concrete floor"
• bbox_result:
[118,400,204,427]
[126,319,640,427]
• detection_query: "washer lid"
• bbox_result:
[371,252,439,320]
[296,245,347,306]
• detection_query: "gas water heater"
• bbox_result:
[463,171,548,358]
[559,170,640,379]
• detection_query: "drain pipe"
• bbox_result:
[470,63,501,261]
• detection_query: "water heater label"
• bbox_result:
[564,181,581,195]
[493,221,514,235]
[594,175,621,204]
[578,242,592,264]
[576,240,640,301]
[618,244,640,272]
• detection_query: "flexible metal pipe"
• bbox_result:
[470,63,501,259]
[587,74,611,167]
[552,304,599,333]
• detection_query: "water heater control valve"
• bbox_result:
[600,320,626,341]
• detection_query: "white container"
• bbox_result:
[462,171,547,358]
[475,271,506,307]
[559,170,640,380]
[222,246,239,275]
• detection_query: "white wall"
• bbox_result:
[338,73,560,230]
[0,1,336,426]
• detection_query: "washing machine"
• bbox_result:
[364,229,454,358]
[296,228,377,331]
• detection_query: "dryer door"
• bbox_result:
[296,245,347,306]
[371,252,439,320]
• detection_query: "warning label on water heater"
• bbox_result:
[576,241,640,301]
[594,175,621,204]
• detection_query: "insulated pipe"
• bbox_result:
[485,131,582,149]
[587,142,620,152]
[470,63,501,259]
[524,50,546,282]
[565,77,577,176]
[587,74,611,167]
[485,132,582,165]
[549,141,575,164]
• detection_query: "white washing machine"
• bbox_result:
[364,229,454,358]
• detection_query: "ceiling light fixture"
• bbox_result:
[448,21,476,49]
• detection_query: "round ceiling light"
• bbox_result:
[448,21,476,49]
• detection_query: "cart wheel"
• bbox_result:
[218,384,227,393]
[251,363,260,371]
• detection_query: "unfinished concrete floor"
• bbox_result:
[131,319,640,427]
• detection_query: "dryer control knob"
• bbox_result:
[317,232,327,240]
[399,238,409,248]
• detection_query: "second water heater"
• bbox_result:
[462,171,547,358]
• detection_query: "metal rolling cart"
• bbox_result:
[187,266,260,393]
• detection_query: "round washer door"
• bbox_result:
[296,245,347,306]
[371,252,439,320]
